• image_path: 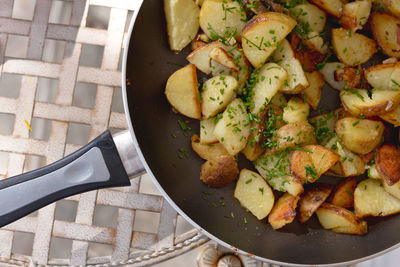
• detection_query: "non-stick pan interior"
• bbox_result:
[125,0,400,265]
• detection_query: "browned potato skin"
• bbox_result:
[268,193,299,230]
[298,184,333,223]
[383,0,400,18]
[200,155,239,187]
[309,0,344,18]
[291,34,325,72]
[358,150,375,165]
[290,145,340,183]
[317,203,368,235]
[328,177,357,208]
[376,144,400,185]
[371,12,400,59]
[334,67,364,89]
[191,134,229,161]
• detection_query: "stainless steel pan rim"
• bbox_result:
[121,1,400,266]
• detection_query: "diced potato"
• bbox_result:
[200,155,238,187]
[365,62,400,90]
[309,0,344,18]
[332,28,377,66]
[210,49,251,94]
[268,193,299,230]
[255,150,304,196]
[187,41,225,74]
[165,64,201,119]
[298,184,333,223]
[309,111,338,146]
[368,164,381,179]
[334,67,363,90]
[199,0,246,42]
[283,97,310,123]
[335,117,384,154]
[290,145,340,183]
[316,203,368,235]
[289,3,326,33]
[250,63,288,114]
[319,62,346,90]
[383,0,400,18]
[341,89,400,117]
[328,177,357,208]
[214,98,251,155]
[164,0,200,52]
[201,75,238,118]
[303,71,324,110]
[234,169,275,220]
[376,144,400,185]
[191,39,207,51]
[270,92,287,108]
[191,134,229,160]
[271,39,295,62]
[200,118,218,144]
[380,105,400,126]
[271,121,317,153]
[279,58,309,94]
[383,179,400,200]
[358,150,375,165]
[195,0,204,6]
[242,12,297,68]
[209,47,239,72]
[303,33,329,55]
[242,105,284,161]
[340,0,371,31]
[354,179,400,218]
[325,136,366,177]
[370,12,400,59]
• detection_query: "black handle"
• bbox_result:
[0,130,130,227]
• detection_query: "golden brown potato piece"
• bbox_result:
[335,117,384,154]
[319,62,346,91]
[200,155,239,187]
[316,203,368,235]
[192,134,229,160]
[271,121,317,153]
[242,12,297,68]
[242,105,284,161]
[268,193,299,230]
[383,179,400,200]
[165,64,201,119]
[370,12,400,59]
[199,0,246,42]
[332,28,377,66]
[376,144,400,185]
[209,47,239,72]
[325,136,366,177]
[290,145,340,183]
[298,184,333,223]
[354,179,400,218]
[340,89,400,117]
[380,105,400,126]
[364,62,400,91]
[328,177,357,208]
[292,43,325,72]
[309,0,344,18]
[164,0,200,52]
[282,97,310,123]
[234,169,275,220]
[334,67,364,90]
[340,0,371,31]
[358,150,375,165]
[303,71,324,110]
[255,150,304,196]
[383,0,400,18]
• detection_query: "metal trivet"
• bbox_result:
[0,0,208,266]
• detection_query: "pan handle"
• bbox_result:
[0,130,145,227]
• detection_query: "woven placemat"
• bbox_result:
[0,0,208,266]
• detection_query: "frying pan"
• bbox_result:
[2,0,400,265]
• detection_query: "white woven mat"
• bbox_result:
[0,0,208,266]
